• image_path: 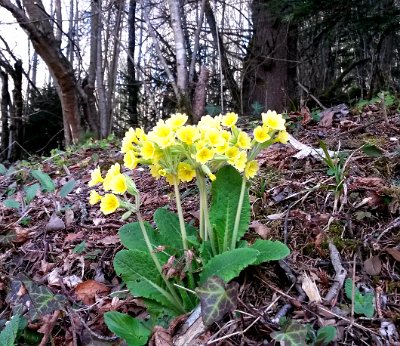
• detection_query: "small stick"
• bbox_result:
[38,310,61,346]
[324,243,347,304]
[297,82,327,110]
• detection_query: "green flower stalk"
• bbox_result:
[136,212,185,313]
[231,176,247,250]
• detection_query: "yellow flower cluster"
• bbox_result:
[87,162,137,214]
[88,111,288,214]
[119,111,288,183]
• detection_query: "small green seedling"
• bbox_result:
[345,278,375,317]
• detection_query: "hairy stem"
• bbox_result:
[231,176,247,250]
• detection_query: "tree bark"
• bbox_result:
[0,69,10,160]
[167,0,190,112]
[204,0,240,109]
[127,0,139,126]
[242,0,298,113]
[0,0,83,145]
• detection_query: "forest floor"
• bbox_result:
[0,103,399,346]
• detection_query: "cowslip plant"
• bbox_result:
[88,111,291,344]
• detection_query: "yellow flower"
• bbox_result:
[245,160,259,179]
[198,115,221,130]
[221,112,238,127]
[262,110,286,131]
[121,137,135,153]
[236,131,251,149]
[135,128,147,141]
[150,164,161,179]
[151,122,173,139]
[165,174,176,186]
[89,190,102,205]
[140,140,155,160]
[203,128,225,147]
[100,194,120,215]
[177,162,196,182]
[102,163,121,191]
[108,163,121,176]
[208,173,216,181]
[124,127,138,144]
[166,113,188,129]
[253,126,271,143]
[234,151,247,172]
[215,141,228,154]
[276,130,289,144]
[88,166,103,186]
[124,150,138,170]
[110,174,128,194]
[176,125,200,145]
[225,146,240,165]
[195,147,214,164]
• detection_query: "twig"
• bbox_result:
[272,261,306,322]
[71,309,118,342]
[375,216,400,243]
[324,243,347,304]
[38,310,61,346]
[297,82,327,110]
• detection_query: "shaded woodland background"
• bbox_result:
[0,0,399,161]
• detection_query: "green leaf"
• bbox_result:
[154,208,198,252]
[24,183,40,204]
[344,278,375,317]
[3,199,20,209]
[104,311,150,346]
[119,222,158,253]
[0,315,20,346]
[0,163,6,175]
[7,274,66,320]
[251,239,290,265]
[199,248,258,285]
[31,170,55,192]
[113,250,177,313]
[73,241,86,254]
[59,179,76,198]
[316,326,337,345]
[210,166,250,252]
[362,144,383,157]
[270,321,308,346]
[196,276,239,326]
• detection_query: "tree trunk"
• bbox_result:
[242,0,298,113]
[204,0,240,109]
[95,0,108,138]
[10,60,23,161]
[167,0,190,112]
[0,0,83,145]
[127,0,139,126]
[0,70,10,161]
[106,0,125,134]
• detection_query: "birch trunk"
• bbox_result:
[167,0,189,110]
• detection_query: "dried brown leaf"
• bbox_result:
[64,209,75,228]
[74,280,110,305]
[64,231,84,243]
[46,213,65,232]
[320,110,335,127]
[249,221,270,239]
[363,256,382,276]
[149,326,173,346]
[301,272,321,303]
[386,248,400,261]
[98,234,119,245]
